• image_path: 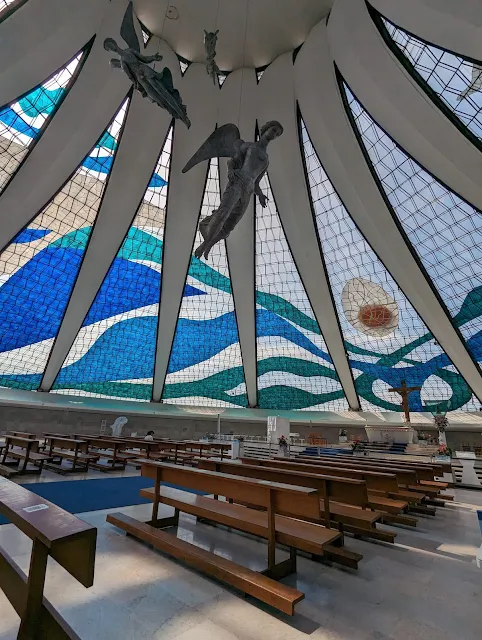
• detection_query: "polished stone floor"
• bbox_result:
[0,482,481,640]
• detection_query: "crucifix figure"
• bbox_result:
[388,379,422,424]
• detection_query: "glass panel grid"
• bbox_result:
[255,173,349,411]
[383,18,482,141]
[163,158,247,408]
[0,99,130,391]
[52,127,173,401]
[344,84,481,409]
[0,50,84,194]
[301,118,477,411]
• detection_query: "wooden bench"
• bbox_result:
[240,458,417,528]
[292,456,436,514]
[0,477,96,639]
[85,438,139,471]
[202,459,397,542]
[44,437,100,473]
[107,460,359,615]
[0,437,51,477]
[7,431,36,439]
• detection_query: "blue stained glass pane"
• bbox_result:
[301,118,477,411]
[0,49,85,195]
[0,99,130,392]
[51,127,174,402]
[345,83,482,403]
[382,17,482,142]
[255,173,349,411]
[162,158,248,408]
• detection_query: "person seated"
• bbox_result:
[144,430,155,441]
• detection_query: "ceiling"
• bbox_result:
[0,0,481,416]
[133,0,333,70]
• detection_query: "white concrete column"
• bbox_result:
[0,0,132,250]
[294,19,482,403]
[257,52,360,410]
[152,63,218,402]
[329,0,482,214]
[217,69,258,407]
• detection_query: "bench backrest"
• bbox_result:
[292,456,418,486]
[241,457,399,493]
[198,459,368,508]
[0,478,96,587]
[47,437,88,453]
[5,436,39,452]
[7,431,35,439]
[141,460,321,520]
[298,454,437,481]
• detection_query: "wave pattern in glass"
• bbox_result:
[255,173,349,411]
[51,126,173,401]
[0,49,85,195]
[381,17,482,141]
[0,98,130,390]
[163,158,247,408]
[301,118,478,411]
[345,84,482,391]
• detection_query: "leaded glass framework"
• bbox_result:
[163,158,247,407]
[255,173,349,411]
[343,82,482,403]
[377,13,482,143]
[0,98,130,391]
[51,126,173,401]
[0,47,87,195]
[301,117,478,411]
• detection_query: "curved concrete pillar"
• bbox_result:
[295,19,482,402]
[257,52,360,409]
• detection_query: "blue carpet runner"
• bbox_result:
[0,476,207,525]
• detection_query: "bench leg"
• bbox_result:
[17,538,49,640]
[148,506,179,529]
[261,547,297,581]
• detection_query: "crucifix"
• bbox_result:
[388,379,422,424]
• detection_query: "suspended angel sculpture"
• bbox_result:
[204,30,220,84]
[104,2,191,128]
[183,121,284,259]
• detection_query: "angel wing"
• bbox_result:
[120,1,140,52]
[182,124,241,173]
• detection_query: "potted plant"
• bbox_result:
[437,444,452,461]
[339,428,348,443]
[351,439,365,455]
[278,435,289,457]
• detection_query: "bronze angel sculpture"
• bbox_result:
[183,121,284,259]
[104,2,190,128]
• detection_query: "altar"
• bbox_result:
[365,425,415,445]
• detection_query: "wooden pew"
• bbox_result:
[44,436,100,473]
[107,461,360,614]
[7,431,36,439]
[85,437,139,471]
[297,454,452,504]
[198,459,397,542]
[0,478,96,639]
[0,437,50,478]
[240,458,417,528]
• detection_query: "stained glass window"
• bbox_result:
[140,24,150,46]
[163,158,247,408]
[0,98,130,391]
[344,83,482,406]
[51,126,173,401]
[301,118,477,411]
[255,173,349,411]
[379,15,482,142]
[0,48,86,195]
